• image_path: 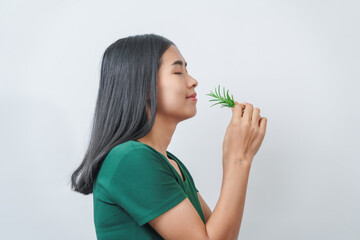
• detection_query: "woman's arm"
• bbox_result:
[197,191,213,223]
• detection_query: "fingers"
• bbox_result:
[260,117,267,131]
[252,107,260,126]
[231,101,244,120]
[231,101,267,133]
[243,102,253,123]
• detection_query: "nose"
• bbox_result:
[188,74,198,87]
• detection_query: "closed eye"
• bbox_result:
[175,72,183,75]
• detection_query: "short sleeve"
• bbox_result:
[107,146,188,226]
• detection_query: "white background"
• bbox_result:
[1,0,359,239]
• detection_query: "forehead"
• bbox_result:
[160,45,186,67]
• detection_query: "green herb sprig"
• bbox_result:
[206,85,235,108]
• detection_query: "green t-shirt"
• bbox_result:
[93,140,206,239]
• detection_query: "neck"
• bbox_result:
[136,113,178,159]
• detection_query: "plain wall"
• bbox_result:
[1,0,359,239]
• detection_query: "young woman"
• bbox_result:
[71,33,267,240]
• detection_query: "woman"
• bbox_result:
[71,33,267,239]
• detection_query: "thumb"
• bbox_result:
[231,101,237,112]
[231,101,242,120]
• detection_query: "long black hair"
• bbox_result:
[70,33,174,194]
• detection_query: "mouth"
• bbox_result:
[186,93,197,99]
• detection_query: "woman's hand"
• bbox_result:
[222,101,267,166]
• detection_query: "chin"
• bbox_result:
[187,108,197,118]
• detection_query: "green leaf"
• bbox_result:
[206,85,236,108]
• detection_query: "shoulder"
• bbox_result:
[96,140,171,188]
[101,140,171,175]
[107,140,147,158]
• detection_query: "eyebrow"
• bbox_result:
[171,60,187,67]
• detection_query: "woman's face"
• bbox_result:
[156,44,199,122]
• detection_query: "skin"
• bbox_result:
[135,45,266,239]
[137,44,198,158]
[136,44,213,226]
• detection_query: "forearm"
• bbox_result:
[205,158,252,240]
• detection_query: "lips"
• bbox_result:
[186,93,197,98]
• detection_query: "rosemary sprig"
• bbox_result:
[206,85,235,108]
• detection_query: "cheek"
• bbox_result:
[158,91,183,107]
[157,87,185,111]
[157,74,186,109]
